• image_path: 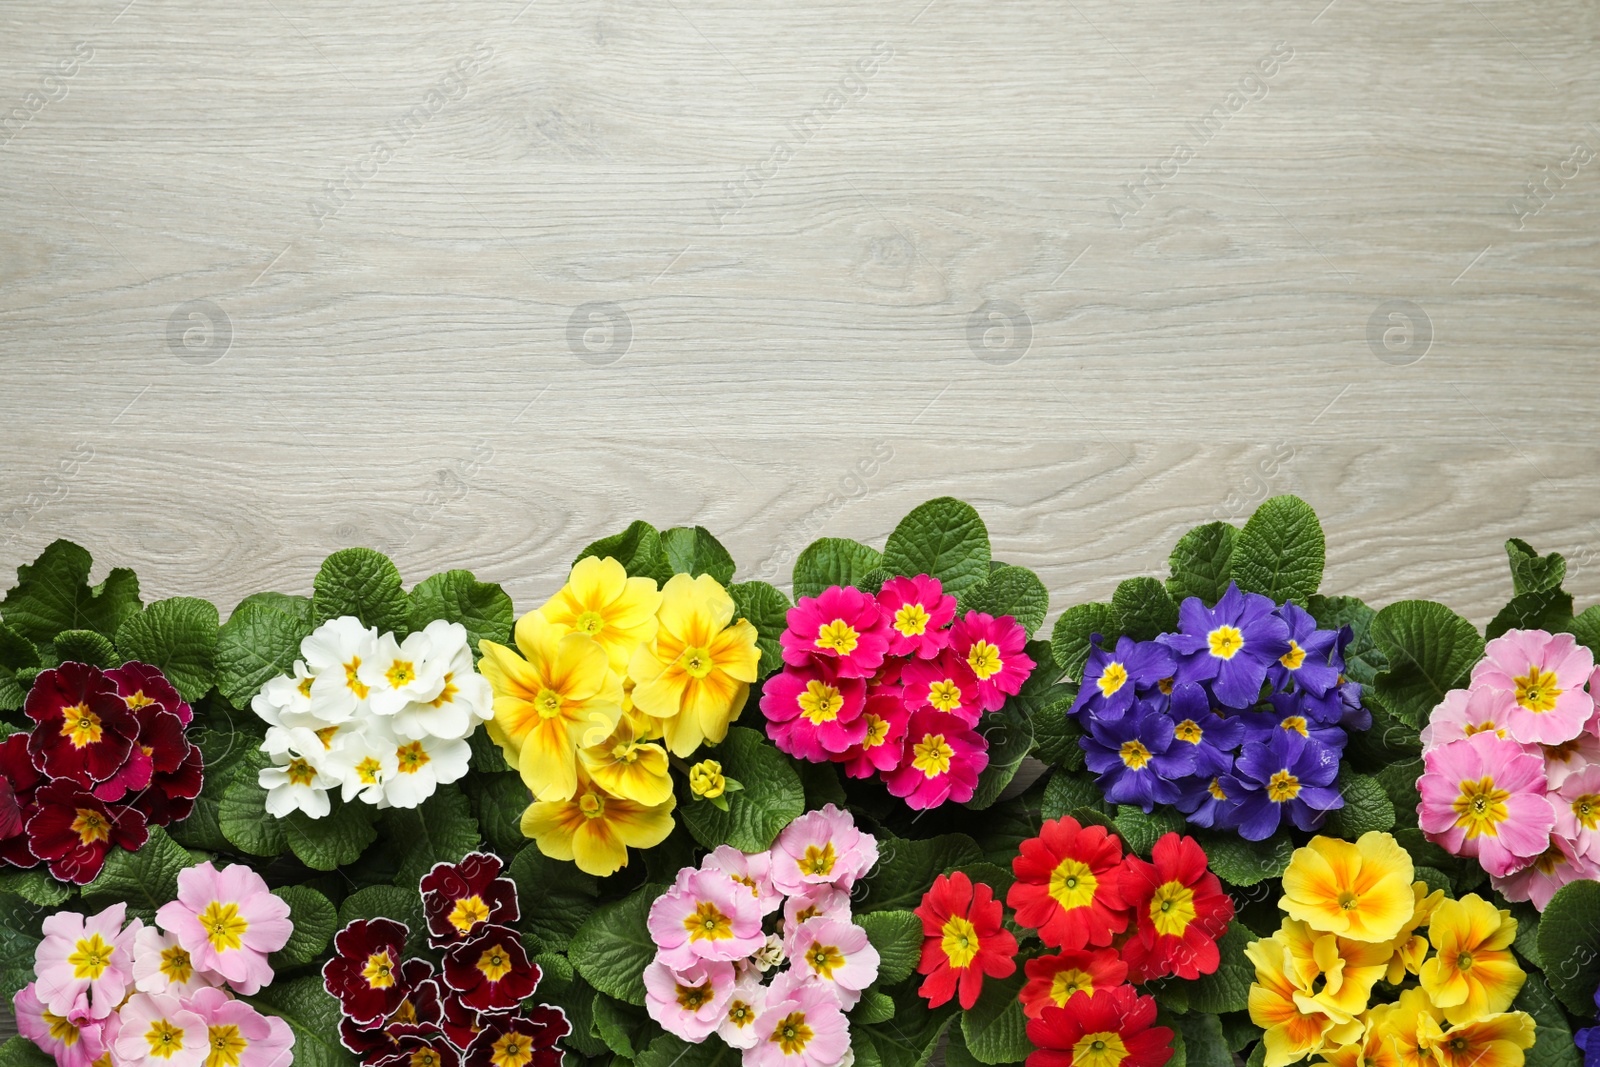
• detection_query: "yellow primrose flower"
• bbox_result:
[1309,1020,1404,1067]
[1418,1011,1535,1067]
[520,768,676,877]
[1382,881,1447,984]
[689,759,726,799]
[1275,918,1390,1024]
[577,710,672,807]
[1247,933,1362,1067]
[1418,894,1525,1025]
[628,573,760,758]
[479,610,622,802]
[540,555,662,674]
[1281,832,1416,943]
[1364,988,1449,1067]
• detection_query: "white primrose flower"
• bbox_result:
[379,732,472,808]
[252,659,318,729]
[259,744,343,819]
[358,627,449,717]
[301,616,379,723]
[326,716,400,806]
[387,621,494,741]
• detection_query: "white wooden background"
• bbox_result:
[3,0,1599,630]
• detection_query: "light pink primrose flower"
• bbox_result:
[876,575,956,660]
[1420,687,1525,752]
[781,886,854,954]
[34,903,138,1020]
[13,982,112,1067]
[131,925,221,997]
[642,958,734,1042]
[647,868,766,970]
[155,862,292,996]
[182,984,296,1067]
[1552,761,1600,863]
[769,804,879,896]
[1469,629,1595,745]
[883,709,988,810]
[1490,832,1600,911]
[112,992,208,1067]
[701,845,784,916]
[1541,700,1600,788]
[788,917,881,1008]
[716,967,768,1050]
[745,976,850,1067]
[1417,733,1554,876]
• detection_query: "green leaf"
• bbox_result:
[538,969,605,1057]
[857,833,982,912]
[283,797,378,870]
[218,776,289,857]
[1051,602,1118,681]
[214,592,314,707]
[312,548,410,635]
[856,910,922,985]
[634,1033,741,1067]
[964,692,1035,810]
[81,825,190,922]
[661,526,736,586]
[1305,594,1388,685]
[49,630,120,668]
[1041,770,1110,820]
[1230,495,1325,604]
[793,538,883,601]
[678,726,804,852]
[969,566,1049,637]
[1487,588,1574,640]
[1113,806,1187,856]
[466,771,531,857]
[508,844,600,952]
[1188,923,1255,1014]
[407,570,513,657]
[242,976,357,1067]
[1370,600,1484,728]
[853,989,895,1024]
[961,971,1030,1064]
[569,886,662,1007]
[1032,695,1083,769]
[856,1007,953,1067]
[1512,970,1581,1067]
[1,540,141,647]
[1167,522,1239,606]
[115,596,219,701]
[1175,1013,1232,1067]
[269,885,337,969]
[1572,604,1600,659]
[0,1036,56,1067]
[577,521,672,584]
[1193,832,1293,887]
[1113,576,1179,640]
[336,885,427,955]
[379,784,482,887]
[592,993,657,1059]
[1321,773,1396,838]
[0,621,41,711]
[1506,538,1567,596]
[881,498,992,602]
[729,581,792,679]
[0,868,70,907]
[1536,877,1600,1015]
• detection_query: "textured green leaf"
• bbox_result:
[312,547,410,635]
[881,498,992,601]
[50,630,120,668]
[283,797,377,871]
[508,843,599,952]
[592,993,657,1059]
[1113,576,1179,640]
[1230,495,1325,604]
[1193,832,1293,887]
[1506,538,1567,596]
[1305,594,1388,686]
[1,540,141,647]
[218,776,289,857]
[960,971,1030,1064]
[81,826,190,922]
[1167,522,1238,606]
[1032,695,1083,769]
[634,1033,741,1067]
[269,885,337,969]
[1572,604,1600,660]
[0,868,70,907]
[1487,588,1574,640]
[1113,806,1187,856]
[1176,1013,1232,1067]
[856,909,922,985]
[729,580,792,679]
[857,833,982,913]
[969,565,1049,637]
[679,726,804,852]
[242,976,356,1067]
[1188,923,1255,1014]
[793,538,883,601]
[964,693,1034,809]
[1321,773,1396,838]
[1536,878,1600,1015]
[407,570,513,659]
[577,521,672,584]
[1051,602,1118,681]
[537,965,605,1056]
[569,886,662,1007]
[171,732,268,853]
[336,885,427,956]
[853,989,895,1024]
[1041,770,1111,820]
[115,596,219,701]
[661,526,736,586]
[1513,970,1581,1067]
[0,1036,56,1067]
[466,771,530,857]
[214,592,314,707]
[0,621,41,711]
[856,1006,953,1067]
[1370,600,1484,728]
[379,784,482,887]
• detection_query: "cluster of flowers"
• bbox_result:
[1247,831,1536,1067]
[480,557,761,876]
[1416,627,1600,909]
[13,862,294,1067]
[642,805,880,1067]
[760,576,1034,809]
[1071,583,1368,839]
[915,819,1234,1067]
[0,661,203,884]
[323,851,569,1067]
[251,616,493,816]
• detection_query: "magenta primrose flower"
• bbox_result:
[643,957,734,1041]
[946,611,1034,713]
[779,586,890,679]
[900,652,982,726]
[647,867,766,970]
[155,862,292,996]
[759,664,868,761]
[883,708,989,810]
[876,575,956,659]
[1418,732,1555,876]
[34,902,138,1020]
[1470,628,1596,745]
[768,804,879,897]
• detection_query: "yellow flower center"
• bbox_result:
[71,808,111,846]
[396,741,431,774]
[1207,626,1244,659]
[927,680,964,712]
[862,714,890,748]
[533,688,563,719]
[1267,770,1301,802]
[476,943,515,982]
[1280,716,1309,737]
[69,934,115,980]
[125,690,157,710]
[385,660,416,687]
[1097,662,1128,697]
[314,725,340,748]
[159,945,194,984]
[1050,969,1096,1005]
[286,758,317,787]
[1149,880,1197,937]
[449,895,492,933]
[198,902,248,952]
[1456,951,1474,971]
[1207,777,1228,801]
[1071,1032,1130,1067]
[429,674,460,709]
[1512,664,1562,713]
[205,1025,247,1067]
[392,999,418,1025]
[343,657,370,698]
[815,620,860,655]
[1572,794,1600,830]
[967,640,1003,680]
[490,1034,533,1067]
[806,942,846,980]
[410,1051,440,1067]
[145,1020,187,1060]
[797,681,844,724]
[801,841,837,876]
[940,915,980,968]
[1452,776,1511,838]
[1157,676,1174,694]
[1048,857,1098,910]
[578,791,605,819]
[676,982,711,1010]
[1119,740,1151,770]
[42,1012,78,1046]
[894,602,931,637]
[59,705,104,748]
[1173,719,1203,744]
[771,1012,814,1055]
[575,611,606,635]
[355,757,384,784]
[683,646,715,679]
[1280,641,1306,670]
[1464,720,1501,737]
[298,676,315,699]
[727,1000,755,1028]
[912,733,954,778]
[363,949,396,988]
[685,901,734,941]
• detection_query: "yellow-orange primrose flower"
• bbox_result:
[1419,1011,1536,1067]
[479,610,622,802]
[1418,894,1526,1025]
[1364,988,1449,1067]
[1276,919,1390,1024]
[576,709,673,807]
[520,767,675,877]
[1382,880,1446,984]
[1247,933,1361,1067]
[628,573,760,757]
[539,555,662,674]
[1280,832,1416,944]
[1309,1020,1404,1067]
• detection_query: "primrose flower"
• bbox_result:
[1019,947,1128,1018]
[131,924,218,997]
[1159,582,1291,708]
[1272,918,1391,1024]
[1006,816,1130,950]
[519,767,675,877]
[1421,1011,1537,1067]
[1493,833,1596,910]
[1553,761,1600,861]
[113,992,208,1067]
[1421,686,1522,752]
[701,845,783,916]
[359,627,451,717]
[781,585,890,679]
[648,868,766,969]
[258,746,341,819]
[301,616,380,723]
[13,982,110,1067]
[155,861,292,996]
[1418,894,1526,1025]
[1081,704,1193,812]
[1070,635,1175,722]
[419,851,519,946]
[1363,987,1447,1067]
[1417,733,1554,875]
[835,691,909,778]
[577,711,673,807]
[1280,832,1416,943]
[883,708,988,809]
[183,985,295,1067]
[914,871,1018,1010]
[876,574,956,658]
[781,886,852,952]
[440,924,541,1012]
[25,780,148,885]
[385,620,494,742]
[760,663,868,760]
[644,957,734,1041]
[1470,628,1595,745]
[462,1009,569,1067]
[1119,832,1234,982]
[1246,932,1361,1067]
[1267,604,1343,696]
[899,652,983,725]
[539,554,663,674]
[1025,986,1174,1067]
[769,804,879,896]
[717,968,767,1049]
[947,611,1034,712]
[745,977,850,1067]
[34,902,137,1019]
[1226,729,1343,840]
[322,918,410,1026]
[24,662,138,788]
[789,917,880,1008]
